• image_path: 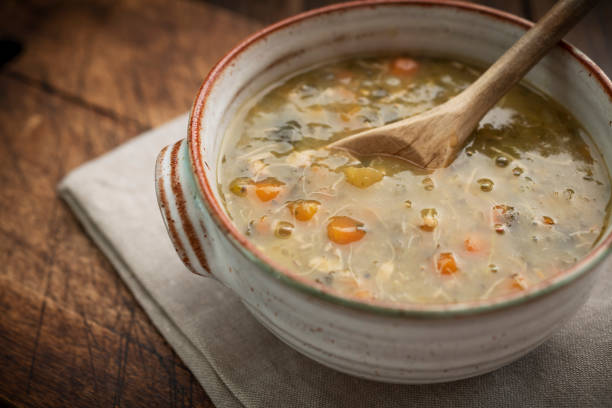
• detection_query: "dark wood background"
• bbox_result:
[1,1,610,407]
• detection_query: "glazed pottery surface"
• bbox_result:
[155,1,612,383]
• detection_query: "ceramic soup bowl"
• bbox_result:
[155,0,612,383]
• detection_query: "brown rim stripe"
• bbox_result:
[157,145,196,274]
[170,141,211,274]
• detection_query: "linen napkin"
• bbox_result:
[58,114,612,408]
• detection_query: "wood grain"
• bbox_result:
[0,1,260,407]
[2,0,261,127]
[0,77,212,408]
[0,0,610,407]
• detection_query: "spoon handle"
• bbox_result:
[459,0,599,129]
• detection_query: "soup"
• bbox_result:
[217,56,611,304]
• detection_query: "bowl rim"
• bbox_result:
[188,0,612,318]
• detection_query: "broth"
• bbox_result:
[217,56,611,304]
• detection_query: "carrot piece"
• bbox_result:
[542,216,555,225]
[353,289,373,300]
[327,216,366,245]
[510,273,527,290]
[334,86,356,100]
[491,204,517,234]
[488,273,529,297]
[288,199,321,221]
[335,275,359,290]
[464,235,489,253]
[390,57,419,76]
[339,105,363,122]
[246,216,270,236]
[254,177,285,202]
[492,204,515,224]
[436,252,459,275]
[336,70,353,85]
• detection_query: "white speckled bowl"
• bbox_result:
[155,0,612,383]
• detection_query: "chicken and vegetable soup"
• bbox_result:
[218,56,611,304]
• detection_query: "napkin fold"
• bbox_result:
[58,114,612,408]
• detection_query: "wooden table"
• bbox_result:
[1,1,610,406]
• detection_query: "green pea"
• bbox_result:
[275,221,294,239]
[495,156,510,167]
[478,178,494,192]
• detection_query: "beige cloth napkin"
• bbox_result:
[58,114,612,408]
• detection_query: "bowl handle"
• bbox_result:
[155,138,212,276]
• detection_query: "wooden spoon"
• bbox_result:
[328,0,599,169]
